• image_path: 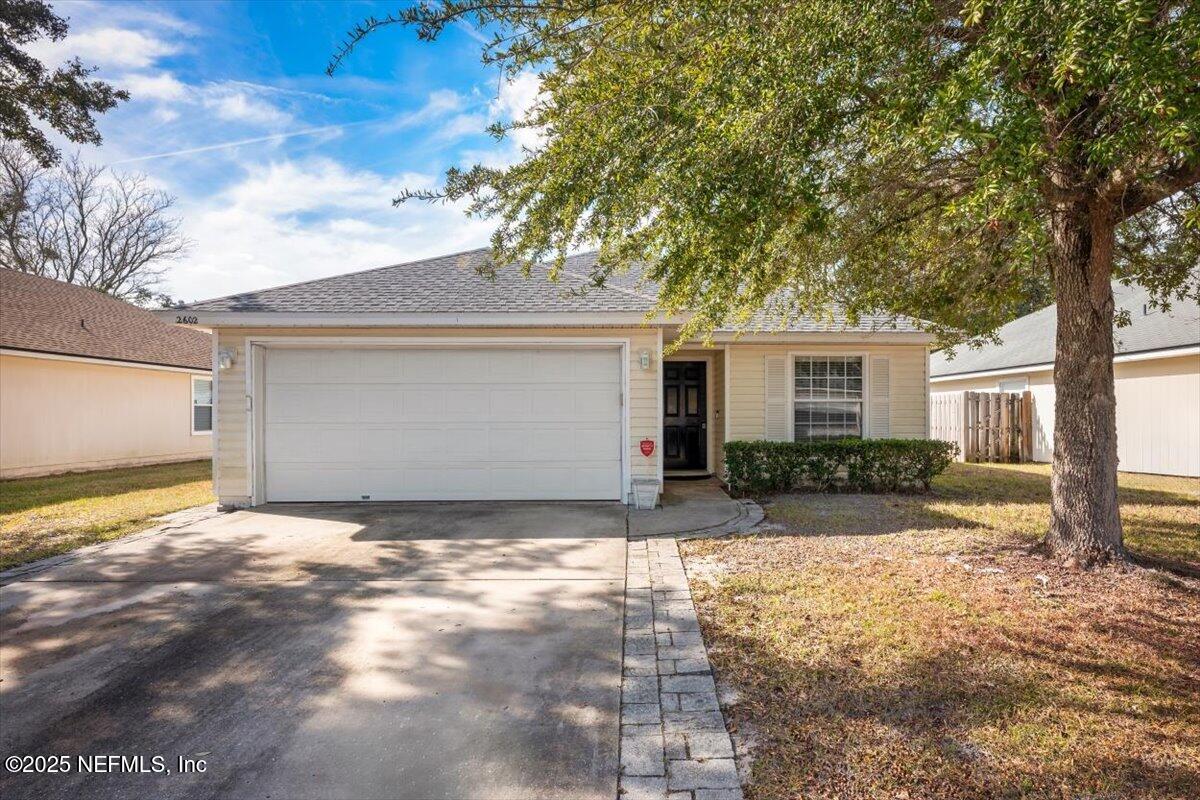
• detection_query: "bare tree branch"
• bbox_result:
[0,143,190,304]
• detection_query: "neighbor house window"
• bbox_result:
[192,376,213,434]
[998,378,1028,393]
[793,355,863,440]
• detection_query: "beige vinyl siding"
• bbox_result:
[932,353,1200,476]
[726,343,930,441]
[1113,354,1199,476]
[211,326,660,505]
[0,354,212,478]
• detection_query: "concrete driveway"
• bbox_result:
[0,502,628,800]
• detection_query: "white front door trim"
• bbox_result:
[244,336,631,505]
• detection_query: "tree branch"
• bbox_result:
[1111,160,1200,222]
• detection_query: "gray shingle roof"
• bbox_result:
[180,249,655,314]
[931,281,1200,377]
[177,248,926,334]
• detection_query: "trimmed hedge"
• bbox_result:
[724,439,958,494]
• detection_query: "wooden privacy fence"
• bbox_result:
[931,390,1034,463]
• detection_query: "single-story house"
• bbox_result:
[0,269,213,478]
[931,281,1200,477]
[161,249,934,507]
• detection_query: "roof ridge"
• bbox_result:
[551,259,660,303]
[180,246,495,307]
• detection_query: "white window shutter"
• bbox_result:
[870,355,891,438]
[764,355,788,441]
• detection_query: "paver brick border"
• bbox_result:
[618,539,744,800]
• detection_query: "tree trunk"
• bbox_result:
[1044,202,1125,566]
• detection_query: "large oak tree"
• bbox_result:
[333,1,1200,566]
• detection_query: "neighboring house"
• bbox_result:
[931,281,1200,477]
[1,269,213,479]
[160,249,934,507]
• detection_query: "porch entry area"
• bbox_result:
[662,360,708,474]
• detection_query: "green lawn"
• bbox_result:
[683,462,1200,800]
[0,459,214,570]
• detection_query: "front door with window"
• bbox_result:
[663,361,706,470]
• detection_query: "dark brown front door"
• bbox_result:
[663,361,707,471]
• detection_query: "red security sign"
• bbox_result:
[640,439,655,457]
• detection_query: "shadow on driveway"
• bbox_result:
[0,501,628,800]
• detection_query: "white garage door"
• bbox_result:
[262,347,623,501]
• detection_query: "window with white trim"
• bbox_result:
[793,355,863,440]
[191,376,213,434]
[998,377,1028,393]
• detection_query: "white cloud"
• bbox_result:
[116,75,295,132]
[436,113,488,140]
[29,27,180,69]
[489,71,545,151]
[166,158,495,302]
[120,72,188,101]
[491,71,542,122]
[200,85,293,127]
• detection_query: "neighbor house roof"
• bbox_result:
[931,281,1200,378]
[1,269,211,370]
[172,248,925,334]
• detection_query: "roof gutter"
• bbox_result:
[930,343,1200,382]
[0,347,211,374]
[155,310,684,328]
[699,330,935,344]
[155,310,934,342]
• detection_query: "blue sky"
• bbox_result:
[35,1,538,301]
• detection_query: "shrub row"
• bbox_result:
[723,439,958,494]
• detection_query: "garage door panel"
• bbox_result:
[444,389,487,419]
[445,427,487,459]
[487,428,528,460]
[572,349,623,381]
[526,424,576,459]
[268,466,363,501]
[530,388,574,420]
[575,465,622,495]
[315,351,360,382]
[359,428,401,463]
[489,388,530,420]
[402,389,445,420]
[360,387,402,422]
[358,349,403,379]
[575,425,619,460]
[267,350,320,383]
[575,388,619,419]
[264,426,312,462]
[400,427,446,459]
[486,351,532,380]
[264,347,623,501]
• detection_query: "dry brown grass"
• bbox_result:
[0,460,214,569]
[682,463,1200,800]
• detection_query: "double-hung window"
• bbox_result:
[191,376,213,435]
[793,355,863,440]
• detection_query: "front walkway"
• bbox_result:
[619,537,745,800]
